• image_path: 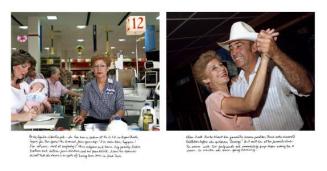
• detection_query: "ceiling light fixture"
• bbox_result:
[76,25,86,29]
[118,38,126,42]
[110,46,116,49]
[77,39,84,42]
[19,26,28,30]
[44,47,50,50]
[156,16,160,20]
[47,16,57,20]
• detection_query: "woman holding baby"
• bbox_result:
[11,50,41,128]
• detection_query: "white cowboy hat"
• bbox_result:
[217,21,258,51]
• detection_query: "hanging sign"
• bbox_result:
[93,25,97,52]
[126,16,146,35]
[76,45,84,55]
[17,35,28,43]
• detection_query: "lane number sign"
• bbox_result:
[126,16,146,35]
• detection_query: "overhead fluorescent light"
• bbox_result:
[110,46,116,49]
[77,39,84,42]
[19,26,28,30]
[131,51,135,54]
[156,16,160,20]
[118,38,126,42]
[76,25,86,29]
[123,58,132,62]
[44,47,50,50]
[47,16,57,20]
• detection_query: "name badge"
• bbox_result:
[105,88,115,95]
[107,78,113,84]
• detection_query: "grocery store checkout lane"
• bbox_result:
[20,61,160,131]
[21,85,159,131]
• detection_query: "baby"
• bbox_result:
[24,79,52,113]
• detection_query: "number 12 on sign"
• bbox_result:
[126,16,146,35]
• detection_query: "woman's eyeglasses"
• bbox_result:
[93,65,107,69]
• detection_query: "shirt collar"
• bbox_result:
[238,57,261,80]
[91,77,115,88]
[47,78,56,85]
[107,78,114,84]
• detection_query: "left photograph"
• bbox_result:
[11,12,160,131]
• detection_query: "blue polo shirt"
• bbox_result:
[80,78,124,120]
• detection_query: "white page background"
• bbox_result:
[0,0,326,170]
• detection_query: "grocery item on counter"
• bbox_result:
[143,109,154,131]
[107,116,128,131]
[138,102,156,130]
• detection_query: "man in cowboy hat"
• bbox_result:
[218,21,313,130]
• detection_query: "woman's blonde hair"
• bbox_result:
[192,50,222,87]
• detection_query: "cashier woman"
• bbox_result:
[73,56,125,125]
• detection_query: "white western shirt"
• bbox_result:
[230,57,305,130]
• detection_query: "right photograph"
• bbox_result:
[166,12,315,131]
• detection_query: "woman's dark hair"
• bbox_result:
[11,49,35,83]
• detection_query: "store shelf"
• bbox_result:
[40,56,61,75]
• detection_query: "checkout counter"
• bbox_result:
[22,113,137,131]
[117,68,160,126]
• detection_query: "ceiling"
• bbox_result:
[167,12,314,72]
[11,12,160,59]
